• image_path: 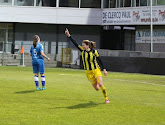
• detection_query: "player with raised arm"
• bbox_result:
[65,28,110,103]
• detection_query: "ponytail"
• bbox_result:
[33,35,40,48]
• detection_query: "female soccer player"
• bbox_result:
[65,28,110,104]
[30,35,50,90]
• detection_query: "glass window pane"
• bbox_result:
[136,0,140,6]
[148,0,157,6]
[103,0,110,8]
[157,0,165,5]
[104,0,116,8]
[116,0,123,8]
[140,0,147,6]
[124,0,131,7]
[81,0,101,8]
[0,0,12,6]
[14,0,34,6]
[36,0,56,7]
[59,0,78,7]
[8,29,13,52]
[120,0,124,7]
[110,0,116,8]
[132,0,136,7]
[117,0,120,7]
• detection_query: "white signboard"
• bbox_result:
[136,30,165,43]
[103,7,165,25]
[103,9,132,24]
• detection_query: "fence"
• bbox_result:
[0,41,68,66]
[14,41,68,55]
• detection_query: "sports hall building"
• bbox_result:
[0,0,165,55]
[1,0,165,74]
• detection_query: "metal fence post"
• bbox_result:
[44,42,45,53]
[2,41,5,66]
[20,42,23,65]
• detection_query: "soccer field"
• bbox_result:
[0,66,164,125]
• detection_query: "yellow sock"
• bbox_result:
[100,85,108,100]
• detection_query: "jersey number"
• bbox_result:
[33,49,37,58]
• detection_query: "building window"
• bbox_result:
[36,0,56,7]
[103,0,116,8]
[14,0,34,6]
[119,0,124,7]
[103,0,110,8]
[0,0,12,5]
[140,0,147,6]
[147,0,157,6]
[157,0,165,5]
[132,0,137,7]
[110,0,116,8]
[104,0,132,8]
[59,0,79,7]
[116,0,128,8]
[124,0,131,7]
[81,0,101,8]
[136,0,140,6]
[116,0,120,7]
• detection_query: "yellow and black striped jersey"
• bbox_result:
[69,36,105,71]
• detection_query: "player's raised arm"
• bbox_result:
[65,28,83,52]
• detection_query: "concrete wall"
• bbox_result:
[94,49,165,75]
[0,6,101,25]
[0,53,57,67]
[97,49,165,58]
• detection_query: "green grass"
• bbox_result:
[0,66,165,125]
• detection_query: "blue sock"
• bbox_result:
[41,76,45,87]
[34,75,39,87]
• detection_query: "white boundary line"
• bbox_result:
[113,79,165,87]
[59,74,165,87]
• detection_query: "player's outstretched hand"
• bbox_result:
[103,69,108,76]
[65,28,71,37]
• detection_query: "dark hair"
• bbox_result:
[33,35,40,48]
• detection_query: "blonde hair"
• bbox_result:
[33,35,40,48]
[82,40,96,49]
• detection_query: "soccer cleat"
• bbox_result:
[105,99,110,104]
[42,87,46,90]
[36,87,41,90]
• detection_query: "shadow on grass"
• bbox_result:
[14,90,36,94]
[52,101,105,109]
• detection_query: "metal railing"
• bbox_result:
[0,42,68,66]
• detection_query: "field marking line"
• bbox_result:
[59,74,165,87]
[113,79,165,87]
[59,74,85,77]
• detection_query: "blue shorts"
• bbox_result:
[32,59,45,74]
